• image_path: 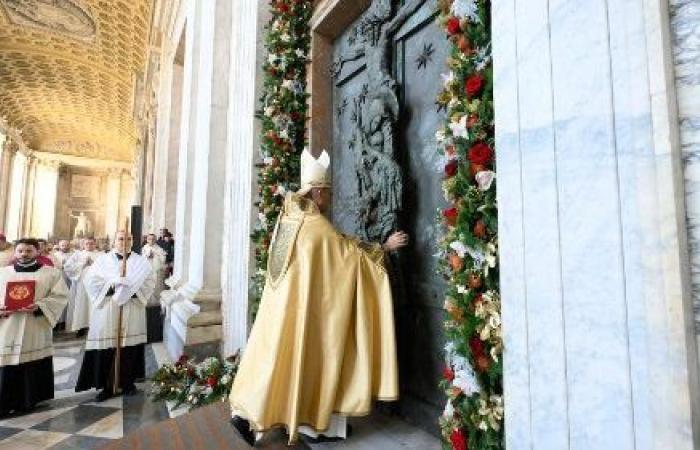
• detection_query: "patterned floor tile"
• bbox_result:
[0,427,23,441]
[0,429,71,450]
[76,410,123,439]
[0,407,76,430]
[46,434,113,450]
[32,405,119,434]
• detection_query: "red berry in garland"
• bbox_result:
[446,17,461,35]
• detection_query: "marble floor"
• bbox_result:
[0,333,440,450]
[0,334,169,450]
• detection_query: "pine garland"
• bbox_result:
[251,0,312,315]
[434,1,504,449]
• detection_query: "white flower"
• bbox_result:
[449,241,468,258]
[451,0,480,23]
[448,115,469,139]
[280,33,292,42]
[264,106,275,117]
[220,375,231,385]
[258,212,268,226]
[281,79,295,90]
[279,129,289,140]
[475,44,492,72]
[267,53,278,65]
[443,400,455,418]
[276,185,287,197]
[475,170,496,191]
[457,285,469,295]
[453,367,480,396]
[295,49,306,59]
[441,71,456,88]
[263,156,274,165]
[435,128,447,143]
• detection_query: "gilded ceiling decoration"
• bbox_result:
[0,0,153,161]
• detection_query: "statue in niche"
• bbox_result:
[333,0,425,243]
[70,211,92,238]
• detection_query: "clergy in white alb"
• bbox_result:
[63,237,101,334]
[141,234,167,305]
[0,239,68,415]
[75,231,155,402]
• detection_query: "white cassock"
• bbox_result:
[140,243,167,305]
[51,251,73,271]
[76,251,155,392]
[0,263,68,412]
[63,250,102,332]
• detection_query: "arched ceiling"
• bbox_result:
[0,0,153,162]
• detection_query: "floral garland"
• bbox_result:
[150,354,240,410]
[434,1,503,449]
[251,0,312,315]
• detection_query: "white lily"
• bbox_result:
[449,115,469,139]
[475,170,496,191]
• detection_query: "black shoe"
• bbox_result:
[76,328,87,338]
[302,424,352,444]
[230,416,255,447]
[95,389,113,402]
[122,384,138,396]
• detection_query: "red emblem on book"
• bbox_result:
[4,280,36,311]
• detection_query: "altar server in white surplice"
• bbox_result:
[63,236,102,335]
[140,233,167,305]
[75,231,155,402]
[0,238,68,416]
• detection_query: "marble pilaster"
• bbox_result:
[21,155,37,237]
[493,0,700,448]
[5,152,27,241]
[161,0,231,360]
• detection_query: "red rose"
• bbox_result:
[206,376,218,387]
[469,336,484,357]
[450,428,469,450]
[467,142,492,165]
[446,17,461,35]
[443,366,455,382]
[276,2,289,13]
[444,159,459,177]
[443,207,458,226]
[465,74,484,97]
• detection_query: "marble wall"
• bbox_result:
[494,0,700,448]
[671,0,700,350]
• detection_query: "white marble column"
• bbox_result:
[30,160,60,239]
[162,0,232,360]
[104,169,123,238]
[5,152,27,241]
[21,155,37,237]
[166,0,199,292]
[220,0,267,356]
[0,140,16,231]
[494,0,700,448]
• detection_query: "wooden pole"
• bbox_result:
[113,218,129,395]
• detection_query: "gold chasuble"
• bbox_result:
[229,193,398,441]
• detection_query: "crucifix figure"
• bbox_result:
[333,0,426,243]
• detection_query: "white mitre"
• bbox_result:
[297,147,331,196]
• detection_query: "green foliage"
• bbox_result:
[251,0,313,318]
[150,354,240,411]
[435,1,504,449]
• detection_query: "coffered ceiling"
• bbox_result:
[0,0,153,161]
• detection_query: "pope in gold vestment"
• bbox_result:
[229,192,399,441]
